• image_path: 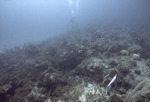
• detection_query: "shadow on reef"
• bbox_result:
[0,24,150,102]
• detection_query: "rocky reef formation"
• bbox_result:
[0,24,150,102]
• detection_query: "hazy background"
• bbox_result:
[0,0,150,51]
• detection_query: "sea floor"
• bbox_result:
[0,24,150,102]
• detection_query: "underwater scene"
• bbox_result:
[0,0,150,102]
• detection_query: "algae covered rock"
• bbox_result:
[73,57,109,81]
[120,50,129,56]
[132,53,140,60]
[0,24,150,102]
[9,82,48,102]
[125,79,150,102]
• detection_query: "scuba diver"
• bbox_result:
[68,16,77,29]
[68,0,79,32]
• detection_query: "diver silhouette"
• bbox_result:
[68,0,79,32]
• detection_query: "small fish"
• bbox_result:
[106,74,117,95]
